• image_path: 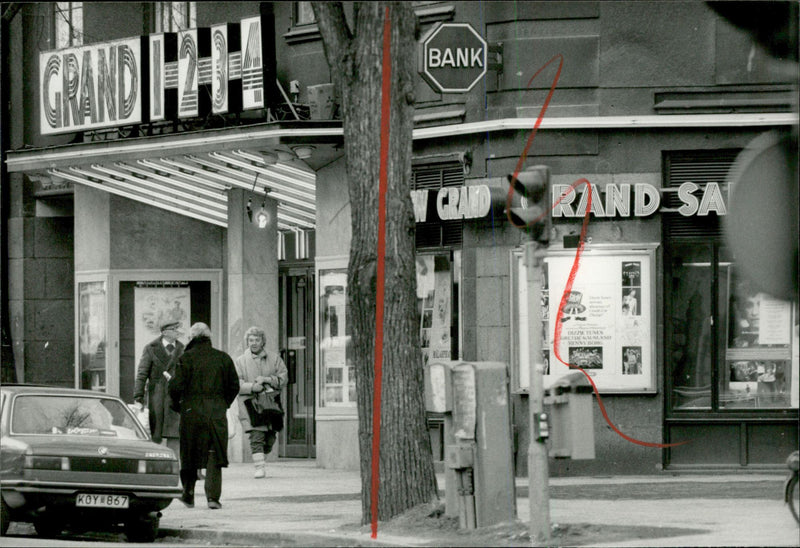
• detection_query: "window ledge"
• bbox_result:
[283,24,321,45]
[415,3,455,25]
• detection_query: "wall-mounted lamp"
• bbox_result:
[255,200,270,229]
[292,145,315,159]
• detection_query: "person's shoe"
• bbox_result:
[207,500,222,510]
[252,452,266,479]
[180,491,195,508]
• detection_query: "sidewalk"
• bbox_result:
[159,459,800,547]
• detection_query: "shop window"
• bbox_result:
[54,2,83,48]
[318,268,354,407]
[667,242,798,412]
[154,1,196,33]
[664,149,798,412]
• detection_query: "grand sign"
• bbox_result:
[40,15,267,135]
[411,181,728,224]
[552,181,727,218]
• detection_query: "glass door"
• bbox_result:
[279,267,316,457]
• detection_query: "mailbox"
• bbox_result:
[444,362,516,529]
[543,371,595,460]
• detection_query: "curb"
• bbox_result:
[159,527,424,547]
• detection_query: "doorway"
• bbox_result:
[279,266,316,458]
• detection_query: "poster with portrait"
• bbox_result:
[541,246,656,393]
[133,283,191,376]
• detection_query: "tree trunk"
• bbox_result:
[313,1,438,524]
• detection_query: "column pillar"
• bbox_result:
[226,187,279,462]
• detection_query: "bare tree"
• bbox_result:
[312,1,438,524]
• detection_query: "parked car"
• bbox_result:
[0,384,181,542]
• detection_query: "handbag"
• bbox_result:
[244,390,284,432]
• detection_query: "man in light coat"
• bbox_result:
[133,320,184,458]
[234,326,288,478]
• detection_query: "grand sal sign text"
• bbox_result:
[39,16,266,135]
[411,181,728,224]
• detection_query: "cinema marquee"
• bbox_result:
[39,15,268,135]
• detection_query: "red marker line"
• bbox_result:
[505,54,688,449]
[370,5,392,539]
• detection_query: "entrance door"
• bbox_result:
[279,267,316,458]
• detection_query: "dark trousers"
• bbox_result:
[180,449,222,502]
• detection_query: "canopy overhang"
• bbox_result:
[7,121,344,231]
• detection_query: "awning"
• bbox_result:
[6,121,344,231]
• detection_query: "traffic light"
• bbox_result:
[506,165,551,244]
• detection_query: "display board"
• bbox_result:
[513,245,658,393]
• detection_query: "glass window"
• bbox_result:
[11,395,145,439]
[79,281,107,392]
[155,1,196,33]
[720,263,796,409]
[294,2,316,26]
[668,244,713,409]
[55,2,83,48]
[318,269,353,407]
[667,242,798,411]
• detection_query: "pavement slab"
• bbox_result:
[152,461,799,547]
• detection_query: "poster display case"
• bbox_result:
[317,267,354,408]
[78,279,108,392]
[512,245,658,393]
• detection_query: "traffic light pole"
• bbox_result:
[525,239,551,545]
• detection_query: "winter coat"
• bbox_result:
[133,336,184,443]
[234,348,288,432]
[168,336,239,470]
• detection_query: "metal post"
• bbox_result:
[525,239,551,544]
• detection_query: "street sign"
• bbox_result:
[418,22,487,93]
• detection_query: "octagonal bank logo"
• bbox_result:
[418,22,487,93]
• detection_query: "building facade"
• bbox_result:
[2,1,798,474]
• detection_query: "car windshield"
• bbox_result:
[11,395,146,440]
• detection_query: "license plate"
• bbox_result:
[75,493,129,509]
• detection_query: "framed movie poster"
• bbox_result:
[512,245,658,393]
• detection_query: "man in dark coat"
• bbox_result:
[169,322,239,510]
[133,320,184,458]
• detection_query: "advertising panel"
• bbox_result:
[513,245,657,393]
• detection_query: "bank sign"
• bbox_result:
[39,16,266,135]
[418,22,487,93]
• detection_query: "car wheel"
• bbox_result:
[33,516,63,538]
[1,497,10,536]
[124,513,159,543]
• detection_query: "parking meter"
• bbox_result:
[544,371,595,459]
[445,362,516,529]
[424,361,458,518]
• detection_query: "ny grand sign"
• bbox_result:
[39,16,267,135]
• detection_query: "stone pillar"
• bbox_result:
[226,187,279,463]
